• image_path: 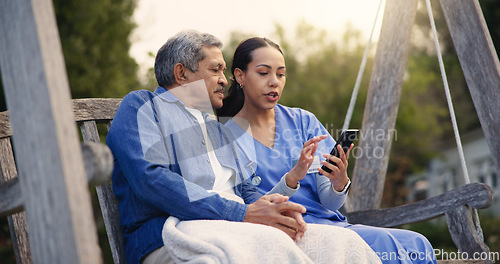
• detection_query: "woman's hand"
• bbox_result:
[318,143,353,192]
[285,135,328,188]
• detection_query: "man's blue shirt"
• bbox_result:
[106,87,262,264]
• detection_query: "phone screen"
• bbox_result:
[321,129,359,173]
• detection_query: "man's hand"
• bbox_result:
[244,193,307,241]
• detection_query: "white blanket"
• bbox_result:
[162,216,381,264]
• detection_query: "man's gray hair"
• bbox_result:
[155,30,223,88]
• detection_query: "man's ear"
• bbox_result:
[173,63,188,85]
[234,68,244,86]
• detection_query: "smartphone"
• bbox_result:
[321,129,359,173]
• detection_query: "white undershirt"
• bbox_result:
[186,107,244,203]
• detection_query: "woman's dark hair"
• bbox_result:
[216,37,283,119]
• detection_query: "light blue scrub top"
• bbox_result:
[225,104,348,224]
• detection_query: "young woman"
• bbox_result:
[217,37,438,264]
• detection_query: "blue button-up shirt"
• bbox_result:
[106,87,262,264]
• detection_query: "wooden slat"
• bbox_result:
[73,98,121,122]
[95,183,126,264]
[446,206,491,263]
[346,183,493,227]
[0,142,113,217]
[80,120,102,142]
[7,212,31,264]
[80,121,126,264]
[0,98,121,139]
[0,138,17,180]
[0,136,31,264]
[0,111,10,139]
[0,178,23,217]
[439,0,500,178]
[349,0,419,211]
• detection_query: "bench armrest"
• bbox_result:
[346,183,493,227]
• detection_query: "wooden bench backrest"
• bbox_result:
[75,98,124,264]
[0,98,125,264]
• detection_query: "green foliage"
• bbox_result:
[53,0,139,98]
[272,21,370,135]
[0,0,140,102]
[222,31,257,85]
[141,52,160,91]
[392,53,449,171]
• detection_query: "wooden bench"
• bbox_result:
[0,98,495,263]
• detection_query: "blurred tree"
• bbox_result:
[141,52,160,91]
[222,31,256,84]
[385,52,452,206]
[273,21,371,137]
[54,0,139,98]
[0,0,140,104]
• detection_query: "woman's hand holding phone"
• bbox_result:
[318,129,359,192]
[319,144,353,192]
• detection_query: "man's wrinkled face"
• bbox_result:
[184,46,227,110]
